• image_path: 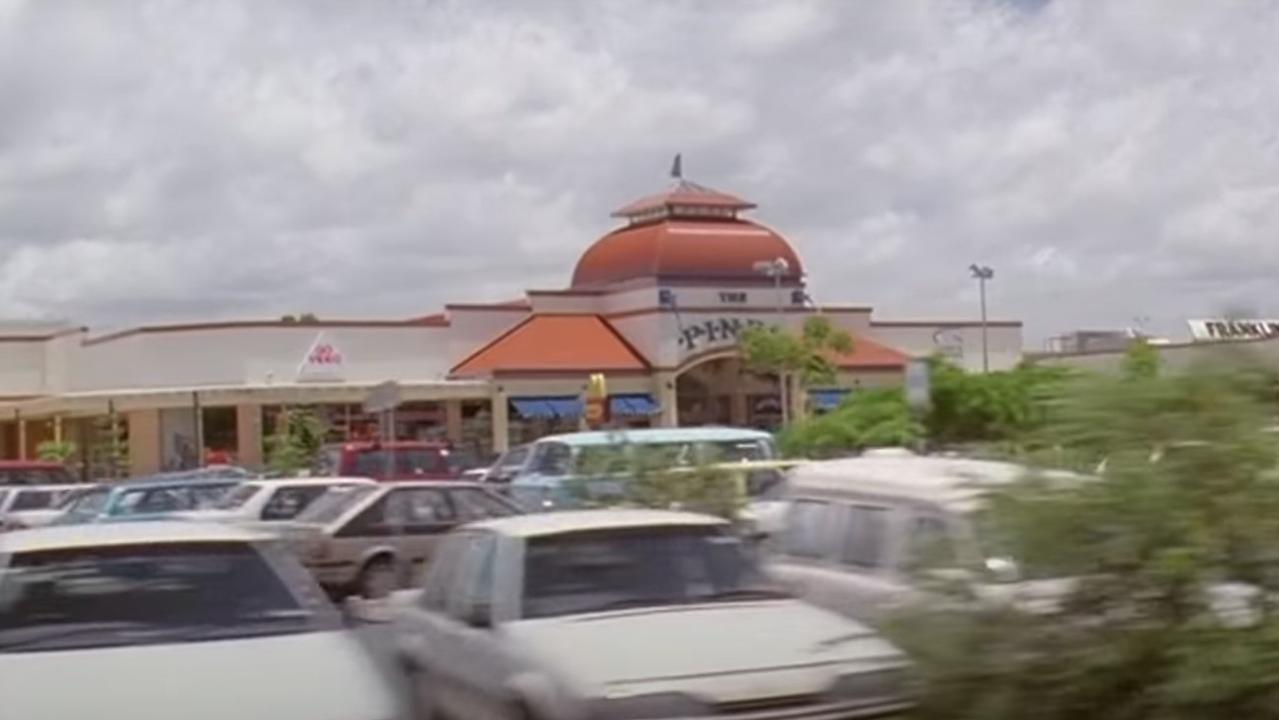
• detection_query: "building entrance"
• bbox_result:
[675,356,781,430]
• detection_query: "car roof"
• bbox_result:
[113,477,241,490]
[465,508,727,538]
[240,476,376,487]
[8,483,96,492]
[0,520,271,554]
[786,449,1088,512]
[538,427,774,447]
[368,480,489,491]
[327,440,450,450]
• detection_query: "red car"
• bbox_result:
[0,460,75,486]
[316,441,460,481]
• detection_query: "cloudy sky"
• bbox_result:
[0,0,1276,344]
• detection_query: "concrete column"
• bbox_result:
[53,416,63,443]
[235,404,263,470]
[655,372,679,427]
[444,400,464,444]
[16,419,26,460]
[490,390,509,454]
[127,409,162,477]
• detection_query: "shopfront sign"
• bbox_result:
[678,317,766,353]
[1188,319,1279,342]
[297,332,345,383]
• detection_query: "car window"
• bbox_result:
[296,485,378,524]
[388,488,454,526]
[419,534,468,612]
[532,443,572,477]
[782,499,836,559]
[521,526,777,619]
[214,484,261,510]
[64,489,109,518]
[448,533,497,621]
[0,468,73,485]
[260,486,330,521]
[839,504,890,569]
[0,541,338,654]
[352,449,451,477]
[450,489,518,522]
[499,446,529,471]
[0,489,8,509]
[340,496,392,536]
[904,514,957,571]
[9,490,55,512]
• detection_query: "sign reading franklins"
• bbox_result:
[678,317,766,352]
[1188,319,1279,342]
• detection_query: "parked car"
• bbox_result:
[47,477,242,526]
[0,521,403,720]
[177,477,376,525]
[0,484,94,531]
[506,427,779,511]
[282,481,522,598]
[0,460,75,486]
[315,440,461,481]
[765,449,1087,624]
[472,443,533,486]
[389,508,915,720]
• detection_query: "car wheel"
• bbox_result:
[358,556,398,599]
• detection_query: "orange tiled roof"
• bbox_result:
[451,314,649,376]
[831,335,912,369]
[612,179,757,217]
[571,219,803,288]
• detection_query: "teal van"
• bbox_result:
[506,427,778,511]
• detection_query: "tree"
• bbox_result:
[887,361,1279,720]
[738,316,854,425]
[1121,339,1160,379]
[924,357,1071,450]
[569,440,744,520]
[778,388,922,458]
[264,407,326,474]
[35,439,77,463]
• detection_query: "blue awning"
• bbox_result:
[610,393,660,416]
[510,396,582,420]
[810,388,851,411]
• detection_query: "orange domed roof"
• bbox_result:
[572,179,803,288]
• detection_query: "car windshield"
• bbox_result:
[294,485,378,524]
[351,449,456,476]
[10,490,56,512]
[521,526,785,619]
[214,484,262,510]
[0,541,337,653]
[113,483,236,515]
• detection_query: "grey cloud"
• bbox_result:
[0,0,1276,344]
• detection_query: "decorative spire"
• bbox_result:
[670,153,682,180]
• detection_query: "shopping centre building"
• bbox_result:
[0,177,1022,477]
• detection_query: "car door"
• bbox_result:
[436,531,513,719]
[392,486,459,585]
[820,501,909,621]
[395,532,481,715]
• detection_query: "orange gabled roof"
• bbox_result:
[451,314,649,376]
[832,335,912,369]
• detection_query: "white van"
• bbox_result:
[766,449,1083,624]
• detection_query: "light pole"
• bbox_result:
[969,264,993,373]
[754,257,792,425]
[752,257,790,326]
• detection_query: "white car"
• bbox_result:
[0,484,95,531]
[177,477,376,525]
[390,509,915,720]
[0,521,404,720]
